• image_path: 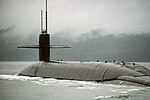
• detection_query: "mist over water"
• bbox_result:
[0,27,150,61]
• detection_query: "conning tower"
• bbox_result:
[17,0,71,62]
[39,0,50,62]
[39,34,50,62]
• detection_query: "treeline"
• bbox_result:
[0,28,150,61]
[52,32,150,62]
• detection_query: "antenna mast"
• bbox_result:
[46,0,48,34]
[41,10,43,32]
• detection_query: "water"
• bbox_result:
[0,62,150,100]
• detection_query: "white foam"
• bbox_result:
[93,95,112,99]
[0,74,41,81]
[0,74,144,91]
[111,87,143,94]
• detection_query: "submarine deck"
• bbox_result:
[19,61,150,86]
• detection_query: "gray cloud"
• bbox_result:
[0,0,150,36]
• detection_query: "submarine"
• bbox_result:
[18,0,150,86]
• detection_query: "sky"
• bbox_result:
[0,0,150,61]
[0,0,150,36]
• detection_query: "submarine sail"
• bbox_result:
[17,0,70,62]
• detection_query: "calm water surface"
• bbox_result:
[0,62,150,100]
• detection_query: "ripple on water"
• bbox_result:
[0,74,148,100]
[93,95,133,100]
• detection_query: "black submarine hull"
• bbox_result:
[19,61,150,86]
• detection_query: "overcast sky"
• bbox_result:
[0,0,150,36]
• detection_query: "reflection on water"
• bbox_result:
[0,62,150,100]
